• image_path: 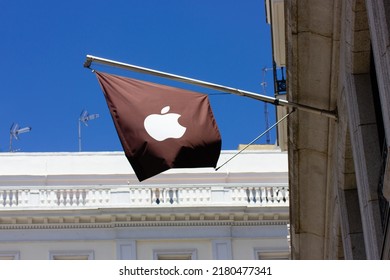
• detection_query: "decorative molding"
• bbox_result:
[0,219,289,230]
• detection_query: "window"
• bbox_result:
[254,249,290,260]
[153,249,197,260]
[49,250,94,260]
[0,251,20,260]
[157,254,192,260]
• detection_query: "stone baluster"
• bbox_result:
[4,190,11,207]
[238,187,246,203]
[79,190,85,206]
[195,188,202,204]
[269,187,275,203]
[251,187,257,203]
[129,188,135,205]
[282,187,288,202]
[11,190,17,206]
[260,187,266,204]
[85,189,92,206]
[165,189,171,204]
[231,187,238,204]
[131,188,138,205]
[105,189,110,204]
[203,188,209,203]
[141,188,147,204]
[170,188,175,204]
[137,188,144,205]
[72,190,78,206]
[144,188,150,204]
[40,190,46,206]
[100,189,105,205]
[0,191,3,207]
[79,189,84,205]
[132,188,139,205]
[285,187,289,202]
[91,189,97,205]
[159,188,165,204]
[96,189,102,205]
[183,188,191,204]
[153,188,159,205]
[46,190,52,206]
[236,187,245,204]
[275,187,282,203]
[255,187,261,204]
[174,188,179,204]
[18,190,24,207]
[180,188,188,205]
[53,190,59,206]
[59,190,65,206]
[65,190,71,206]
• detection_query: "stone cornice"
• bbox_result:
[0,219,289,230]
[0,209,289,230]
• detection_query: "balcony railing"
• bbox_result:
[0,185,288,209]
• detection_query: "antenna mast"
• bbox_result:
[78,109,99,152]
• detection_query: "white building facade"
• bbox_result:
[0,148,289,260]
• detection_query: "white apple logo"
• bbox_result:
[144,106,187,141]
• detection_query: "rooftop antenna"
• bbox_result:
[9,123,32,152]
[261,67,273,144]
[78,109,99,152]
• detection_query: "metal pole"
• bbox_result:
[9,134,12,152]
[84,55,337,120]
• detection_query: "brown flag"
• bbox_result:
[95,71,222,181]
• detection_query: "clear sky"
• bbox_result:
[0,0,276,153]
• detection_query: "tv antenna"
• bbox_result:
[9,123,32,152]
[78,109,99,152]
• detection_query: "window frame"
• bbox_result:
[49,250,94,260]
[153,249,197,260]
[0,251,20,260]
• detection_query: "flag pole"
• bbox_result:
[84,55,337,120]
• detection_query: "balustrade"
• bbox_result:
[0,185,288,209]
[0,190,19,207]
[230,186,288,205]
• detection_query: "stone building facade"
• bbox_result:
[267,0,390,259]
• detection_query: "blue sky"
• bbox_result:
[0,0,276,152]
